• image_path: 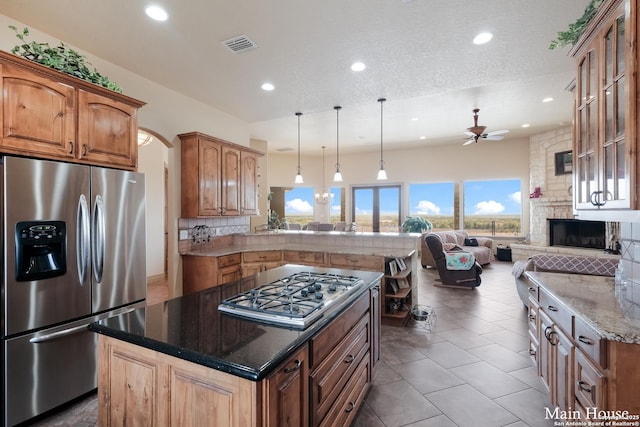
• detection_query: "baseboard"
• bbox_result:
[147,274,166,284]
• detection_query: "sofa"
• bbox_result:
[421,230,494,268]
[512,254,619,308]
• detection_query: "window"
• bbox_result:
[408,182,455,230]
[463,179,521,236]
[284,187,314,225]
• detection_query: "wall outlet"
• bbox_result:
[179,229,189,240]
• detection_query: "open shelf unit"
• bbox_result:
[381,255,413,326]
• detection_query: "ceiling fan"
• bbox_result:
[463,108,509,146]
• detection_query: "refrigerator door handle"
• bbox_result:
[28,324,89,343]
[76,194,90,285]
[92,195,106,284]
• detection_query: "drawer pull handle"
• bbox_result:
[528,287,536,293]
[577,380,593,393]
[69,141,74,153]
[529,349,536,356]
[578,336,594,345]
[547,305,558,312]
[82,144,88,156]
[344,354,355,364]
[284,359,302,373]
[345,402,355,413]
[544,326,557,345]
[528,314,536,320]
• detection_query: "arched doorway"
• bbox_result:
[137,128,172,303]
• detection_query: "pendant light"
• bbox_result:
[377,98,388,180]
[333,106,343,182]
[294,112,304,184]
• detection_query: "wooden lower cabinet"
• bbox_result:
[98,335,257,426]
[98,289,380,426]
[242,251,283,277]
[283,250,325,267]
[263,345,309,427]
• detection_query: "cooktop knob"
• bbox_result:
[328,284,337,292]
[301,289,308,297]
[314,291,323,300]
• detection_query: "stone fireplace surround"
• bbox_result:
[510,127,620,262]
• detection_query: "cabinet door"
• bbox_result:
[218,265,241,285]
[554,326,574,411]
[0,63,76,159]
[574,3,630,210]
[264,345,309,427]
[198,138,222,216]
[539,311,554,396]
[221,145,240,215]
[241,150,259,215]
[78,90,138,169]
[369,285,380,373]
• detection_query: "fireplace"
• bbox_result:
[548,219,606,250]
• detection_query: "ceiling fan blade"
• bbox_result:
[486,129,509,136]
[483,135,505,141]
[464,131,475,137]
[463,138,475,146]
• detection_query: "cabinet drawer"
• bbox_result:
[328,254,382,271]
[539,288,572,334]
[311,293,369,366]
[318,353,369,427]
[526,281,539,301]
[283,250,325,266]
[311,315,369,425]
[217,253,241,268]
[527,296,539,338]
[528,331,539,369]
[575,349,606,413]
[242,251,282,263]
[574,316,606,368]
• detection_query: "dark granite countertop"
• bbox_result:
[89,264,382,381]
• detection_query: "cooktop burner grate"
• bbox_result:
[218,272,364,328]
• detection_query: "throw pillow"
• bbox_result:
[464,237,479,246]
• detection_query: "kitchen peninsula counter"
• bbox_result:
[526,271,640,344]
[90,265,383,426]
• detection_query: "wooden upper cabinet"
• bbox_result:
[77,90,138,169]
[0,50,145,170]
[0,63,76,159]
[221,145,241,216]
[240,150,259,215]
[180,131,263,218]
[571,0,633,210]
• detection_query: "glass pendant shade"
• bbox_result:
[377,167,388,180]
[333,171,343,182]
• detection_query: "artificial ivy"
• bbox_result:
[549,0,605,49]
[8,25,122,93]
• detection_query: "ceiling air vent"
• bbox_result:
[221,35,257,53]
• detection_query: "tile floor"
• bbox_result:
[29,262,555,427]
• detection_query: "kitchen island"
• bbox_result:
[89,264,382,426]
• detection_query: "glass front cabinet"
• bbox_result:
[572,0,635,211]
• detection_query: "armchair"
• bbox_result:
[425,234,482,288]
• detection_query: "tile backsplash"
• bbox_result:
[178,216,250,252]
[619,222,640,283]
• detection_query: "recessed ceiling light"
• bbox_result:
[261,82,275,91]
[522,124,531,128]
[419,136,426,140]
[145,5,168,21]
[473,32,493,45]
[542,97,554,103]
[351,62,366,72]
[411,117,419,121]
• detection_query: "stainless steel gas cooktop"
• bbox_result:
[218,271,364,329]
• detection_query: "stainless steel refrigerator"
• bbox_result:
[1,156,146,426]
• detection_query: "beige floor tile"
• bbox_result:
[449,361,529,399]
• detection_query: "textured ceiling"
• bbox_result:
[0,0,589,154]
